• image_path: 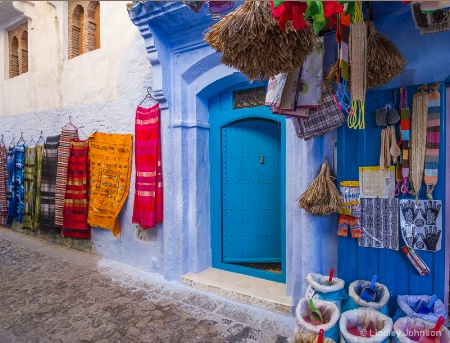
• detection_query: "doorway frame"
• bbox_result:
[209,82,286,283]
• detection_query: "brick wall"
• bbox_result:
[8,22,28,78]
[68,1,100,59]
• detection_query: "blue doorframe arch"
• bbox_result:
[209,81,286,283]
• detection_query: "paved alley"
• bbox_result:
[0,228,295,343]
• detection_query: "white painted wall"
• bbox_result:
[0,1,162,274]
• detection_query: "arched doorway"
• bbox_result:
[209,82,286,283]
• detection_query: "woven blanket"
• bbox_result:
[0,146,7,226]
[358,198,399,250]
[87,132,133,237]
[32,144,44,229]
[14,143,25,224]
[424,86,440,198]
[293,81,346,140]
[132,105,163,229]
[54,128,79,228]
[62,140,90,239]
[6,145,15,226]
[40,135,60,234]
[22,147,36,229]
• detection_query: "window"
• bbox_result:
[8,22,28,79]
[21,31,28,74]
[68,1,100,59]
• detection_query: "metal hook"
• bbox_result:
[138,87,156,106]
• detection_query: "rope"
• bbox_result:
[409,85,428,200]
[349,14,367,130]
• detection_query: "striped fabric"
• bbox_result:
[132,105,163,228]
[40,135,60,234]
[62,140,90,239]
[54,128,78,228]
[22,147,36,229]
[87,132,133,237]
[424,86,440,198]
[0,145,7,226]
[32,144,44,229]
[6,145,15,226]
[14,143,25,224]
[400,88,410,179]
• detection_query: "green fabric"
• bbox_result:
[339,1,356,23]
[32,144,43,229]
[22,146,36,229]
[274,0,283,8]
[306,1,326,35]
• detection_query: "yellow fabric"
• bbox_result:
[87,132,133,237]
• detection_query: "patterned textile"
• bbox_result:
[6,145,15,226]
[0,146,7,226]
[32,144,44,229]
[293,81,346,140]
[358,198,399,250]
[40,135,60,234]
[424,86,440,198]
[88,132,133,237]
[14,143,25,224]
[54,128,79,228]
[62,140,90,239]
[22,147,36,229]
[132,105,163,229]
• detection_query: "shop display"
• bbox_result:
[340,308,393,343]
[32,142,44,229]
[54,118,79,228]
[40,135,60,234]
[393,316,450,343]
[399,199,442,252]
[132,104,164,229]
[22,146,36,229]
[292,81,346,141]
[424,83,441,199]
[87,132,133,237]
[205,1,318,80]
[410,85,428,197]
[401,245,430,275]
[399,87,411,194]
[393,295,448,323]
[62,140,90,239]
[359,198,399,250]
[343,279,390,315]
[359,166,395,199]
[14,136,26,224]
[298,160,344,216]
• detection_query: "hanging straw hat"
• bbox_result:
[205,1,318,81]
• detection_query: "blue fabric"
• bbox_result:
[14,143,25,223]
[342,297,389,316]
[316,288,349,303]
[6,145,15,225]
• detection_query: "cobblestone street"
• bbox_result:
[0,228,294,343]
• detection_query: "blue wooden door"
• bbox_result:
[210,81,286,283]
[337,84,446,314]
[222,119,281,263]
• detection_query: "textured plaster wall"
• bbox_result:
[0,1,162,274]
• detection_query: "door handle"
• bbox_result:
[259,155,264,164]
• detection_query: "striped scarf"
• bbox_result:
[132,105,163,229]
[32,144,44,229]
[0,146,7,226]
[40,135,60,234]
[6,145,15,226]
[14,143,25,224]
[62,140,90,239]
[22,147,36,229]
[54,128,78,228]
[424,84,441,199]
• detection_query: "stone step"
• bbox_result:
[182,268,292,314]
